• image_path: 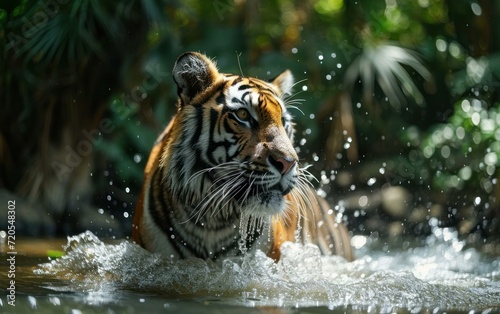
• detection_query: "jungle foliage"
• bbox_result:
[1,0,499,236]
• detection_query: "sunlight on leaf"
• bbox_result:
[451,54,500,97]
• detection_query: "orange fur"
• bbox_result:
[132,118,174,247]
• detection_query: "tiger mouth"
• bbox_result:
[244,182,292,197]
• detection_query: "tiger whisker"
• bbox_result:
[186,161,241,185]
[283,81,306,100]
[284,98,305,105]
[237,174,257,206]
[291,175,316,222]
[284,104,305,116]
[298,165,318,184]
[210,178,247,218]
[282,78,308,101]
[192,171,244,224]
[180,169,243,224]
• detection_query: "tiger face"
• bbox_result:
[165,52,302,220]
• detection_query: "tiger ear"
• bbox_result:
[172,52,220,103]
[270,70,294,97]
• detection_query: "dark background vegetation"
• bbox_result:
[1,0,499,239]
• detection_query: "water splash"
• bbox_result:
[34,230,500,311]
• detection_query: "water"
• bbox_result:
[1,228,499,313]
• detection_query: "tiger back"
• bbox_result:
[132,52,353,262]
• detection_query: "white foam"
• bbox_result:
[34,230,500,310]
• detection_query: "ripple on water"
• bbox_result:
[33,230,500,311]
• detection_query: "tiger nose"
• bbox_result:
[269,156,296,175]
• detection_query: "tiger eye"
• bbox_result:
[235,108,250,121]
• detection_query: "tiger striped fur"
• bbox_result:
[132,52,353,262]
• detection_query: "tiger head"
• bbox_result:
[164,52,304,220]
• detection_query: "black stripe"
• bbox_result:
[149,168,213,258]
[231,97,246,105]
[231,77,243,86]
[190,105,203,148]
[258,86,276,95]
[258,96,266,109]
[148,168,185,258]
[216,90,226,105]
[207,108,219,165]
[241,91,251,100]
[238,84,251,90]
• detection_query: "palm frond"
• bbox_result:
[12,0,152,65]
[345,43,433,110]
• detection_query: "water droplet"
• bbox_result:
[435,38,447,52]
[459,166,472,180]
[358,195,368,207]
[484,152,497,166]
[440,145,451,158]
[133,154,142,163]
[471,112,481,125]
[350,235,367,249]
[486,165,496,176]
[474,197,481,205]
[471,2,482,16]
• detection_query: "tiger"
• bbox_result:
[132,52,353,262]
